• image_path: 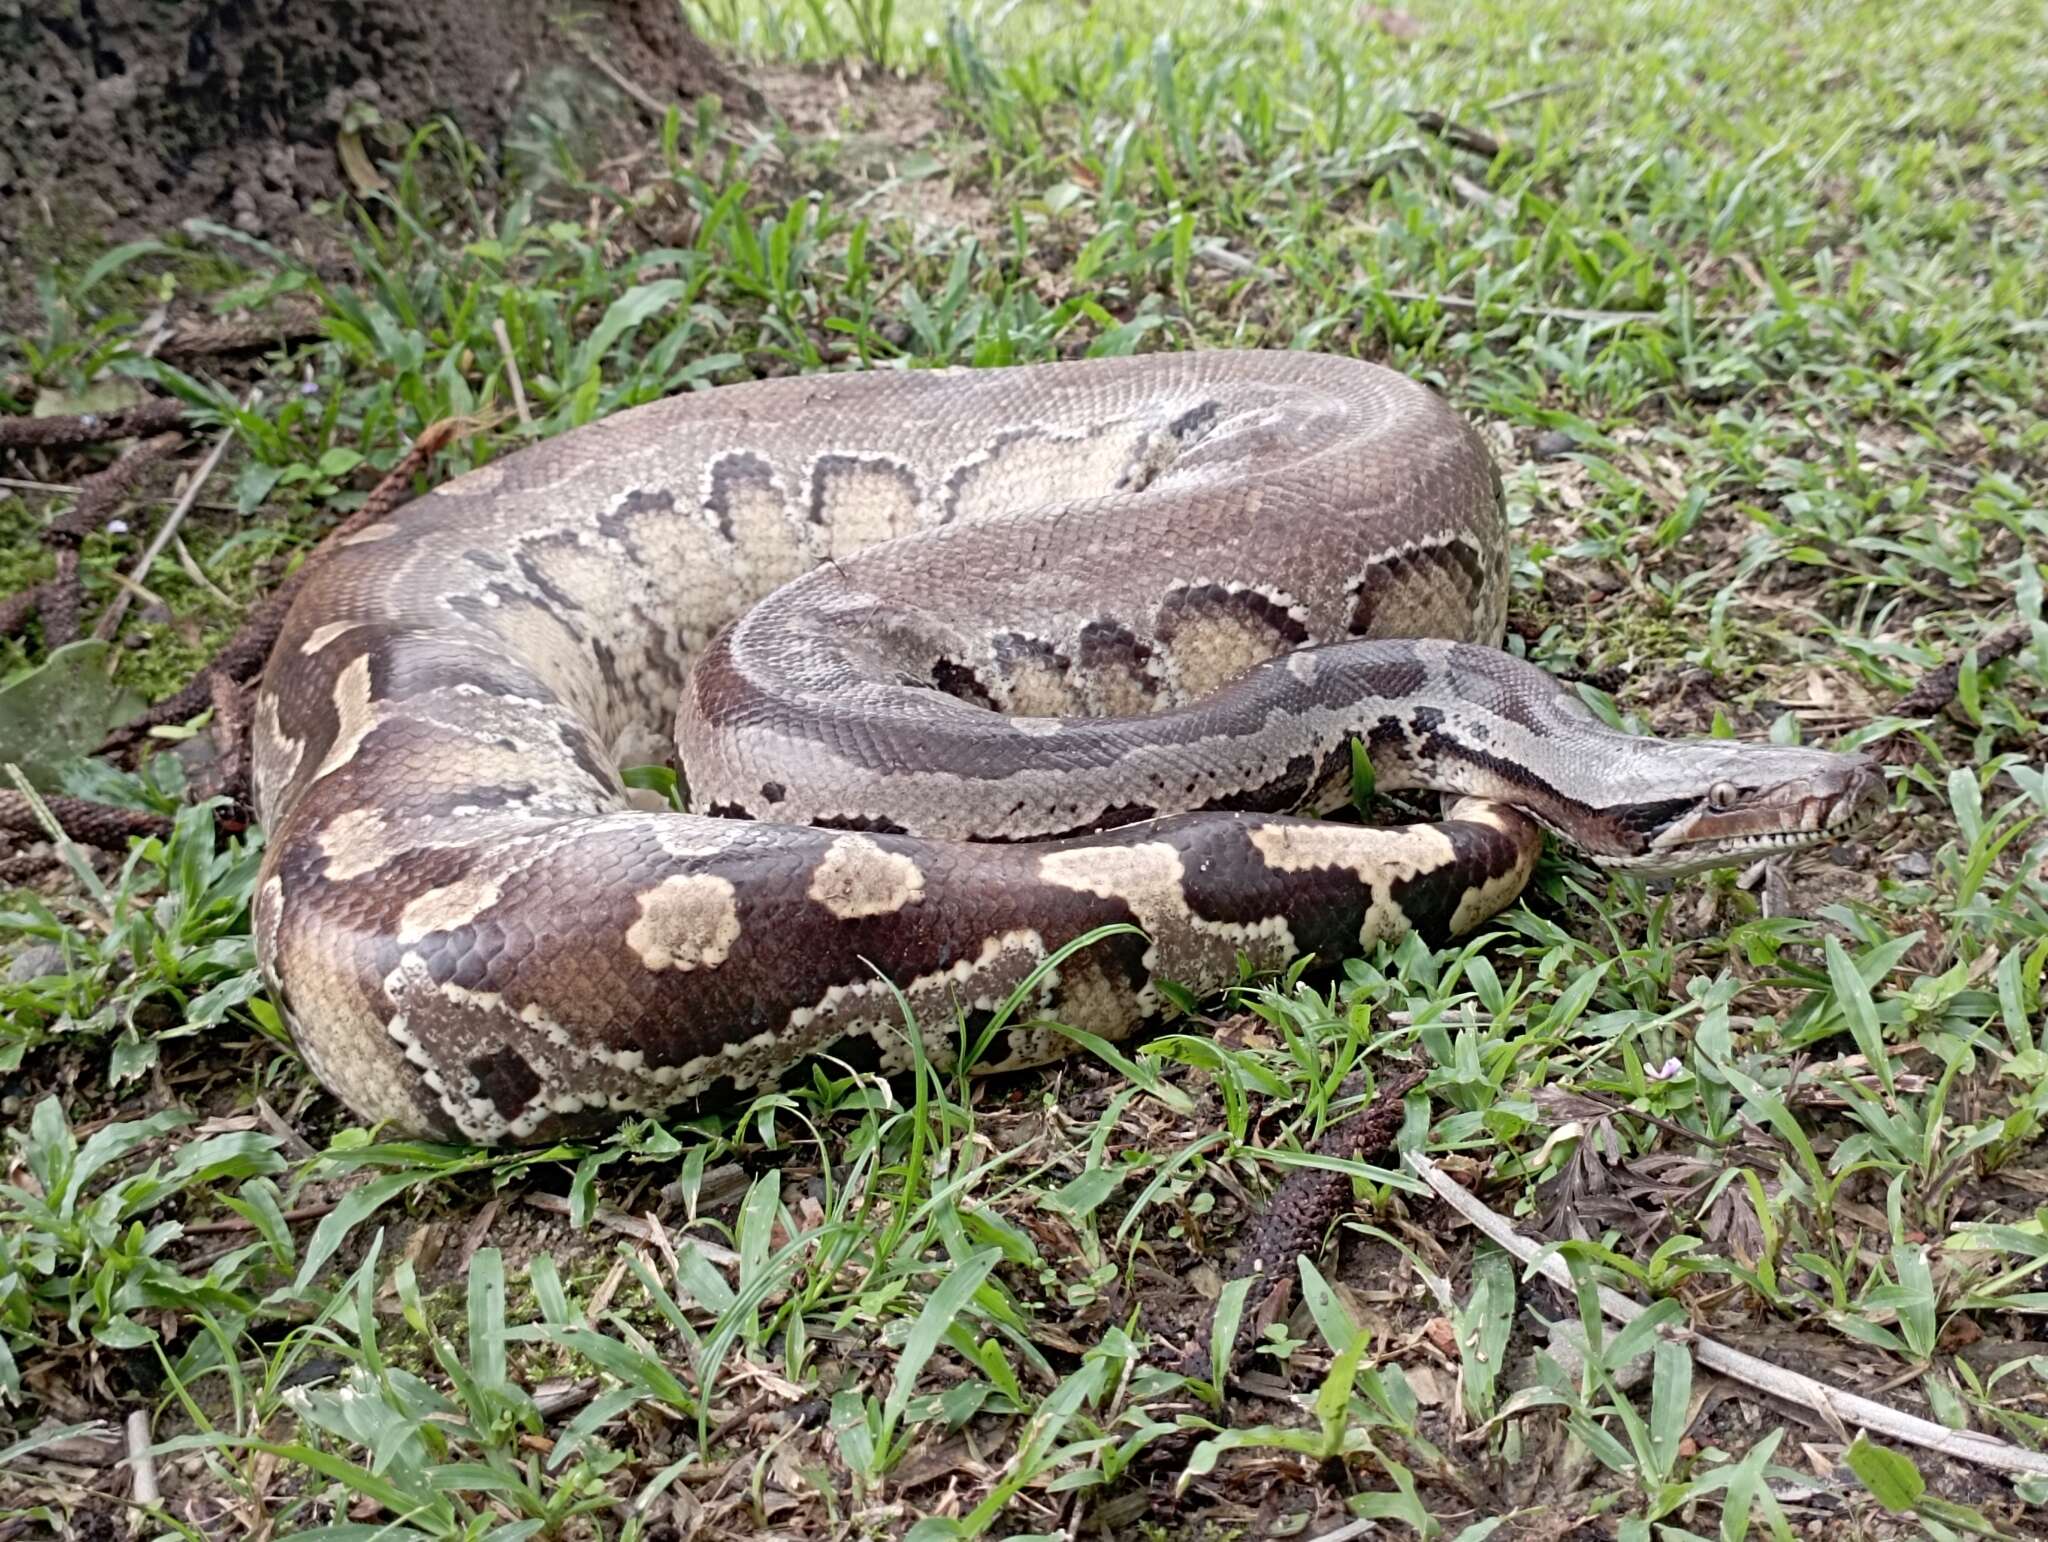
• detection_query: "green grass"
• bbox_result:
[2,0,2046,1535]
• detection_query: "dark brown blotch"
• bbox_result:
[368,631,553,706]
[810,812,910,835]
[972,801,1161,842]
[448,586,588,644]
[1359,655,1429,701]
[1441,643,1561,734]
[931,657,998,709]
[1172,818,1371,961]
[1198,751,1319,815]
[990,631,1072,697]
[1076,618,1156,681]
[1365,714,1407,754]
[1414,725,1590,819]
[1155,583,1309,649]
[589,637,626,700]
[511,535,588,614]
[1348,539,1489,636]
[467,1046,543,1120]
[807,453,922,523]
[1384,812,1538,944]
[557,721,619,793]
[1347,560,1401,635]
[1444,536,1486,595]
[597,487,678,550]
[408,783,545,819]
[1168,400,1223,442]
[704,451,781,539]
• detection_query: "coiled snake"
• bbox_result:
[250,351,1881,1144]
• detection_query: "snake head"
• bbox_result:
[1588,745,1887,876]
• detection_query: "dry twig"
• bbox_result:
[0,790,173,850]
[204,673,255,813]
[1407,1150,2048,1480]
[0,852,57,885]
[39,554,81,647]
[1191,1067,1427,1380]
[95,407,246,641]
[99,416,491,755]
[8,430,185,647]
[1406,108,1507,159]
[522,1191,742,1267]
[1306,1521,1376,1542]
[148,298,326,361]
[44,432,184,548]
[494,317,533,425]
[0,398,186,452]
[1897,623,2033,717]
[558,26,676,117]
[1377,288,1734,326]
[0,472,242,513]
[183,1201,340,1236]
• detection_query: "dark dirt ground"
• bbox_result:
[0,0,758,312]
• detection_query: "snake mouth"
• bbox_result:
[1593,755,1886,876]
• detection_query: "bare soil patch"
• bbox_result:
[0,0,757,293]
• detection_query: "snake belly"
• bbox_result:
[250,350,1553,1145]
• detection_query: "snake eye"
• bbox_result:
[1708,781,1738,811]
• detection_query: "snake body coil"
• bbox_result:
[251,352,1880,1144]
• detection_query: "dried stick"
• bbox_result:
[1192,1067,1427,1380]
[493,317,533,425]
[44,432,184,547]
[96,406,245,641]
[1897,623,2033,717]
[521,1190,743,1268]
[0,791,173,850]
[40,551,82,647]
[559,26,675,117]
[182,1201,340,1236]
[26,431,186,647]
[0,852,57,886]
[0,472,242,513]
[1406,109,1507,159]
[0,399,187,451]
[1305,1522,1375,1542]
[1375,289,1731,326]
[174,535,235,607]
[204,672,254,812]
[150,298,326,361]
[1483,81,1588,112]
[99,416,491,754]
[1406,1150,2048,1480]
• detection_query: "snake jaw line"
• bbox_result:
[1601,753,1886,876]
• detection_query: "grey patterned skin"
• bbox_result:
[250,352,1881,1145]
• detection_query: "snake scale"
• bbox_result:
[250,351,1882,1145]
